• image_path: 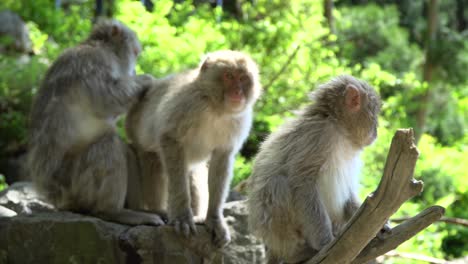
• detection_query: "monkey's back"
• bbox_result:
[126,69,198,150]
[248,113,360,257]
[248,118,314,257]
[128,69,252,159]
[28,44,119,205]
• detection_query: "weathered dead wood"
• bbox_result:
[377,250,447,264]
[352,205,445,264]
[306,128,444,264]
[392,216,468,228]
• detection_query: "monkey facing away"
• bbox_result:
[248,75,385,263]
[126,50,262,247]
[28,20,165,226]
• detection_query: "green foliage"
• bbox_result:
[0,174,6,190]
[0,55,48,151]
[1,0,92,46]
[335,4,422,73]
[232,156,252,187]
[0,0,467,260]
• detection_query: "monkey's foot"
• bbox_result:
[140,214,166,226]
[170,209,197,237]
[205,215,231,248]
[96,209,166,226]
[377,222,392,239]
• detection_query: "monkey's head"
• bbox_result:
[313,75,381,148]
[197,50,262,114]
[87,20,141,76]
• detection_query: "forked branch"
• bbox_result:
[306,128,444,264]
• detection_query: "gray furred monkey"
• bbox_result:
[126,50,262,247]
[0,10,32,54]
[28,20,165,226]
[248,75,385,263]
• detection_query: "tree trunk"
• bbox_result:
[324,0,335,34]
[414,0,438,143]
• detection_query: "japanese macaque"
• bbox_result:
[27,20,165,226]
[247,75,384,263]
[0,10,32,54]
[125,50,262,247]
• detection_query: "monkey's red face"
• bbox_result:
[223,70,251,112]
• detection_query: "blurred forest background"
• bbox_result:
[0,0,467,263]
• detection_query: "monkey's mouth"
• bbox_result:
[226,89,245,102]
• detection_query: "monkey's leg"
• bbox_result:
[295,184,334,250]
[126,143,144,210]
[74,133,165,226]
[205,148,234,248]
[160,133,196,236]
[190,163,208,222]
[140,151,168,212]
[265,247,283,264]
[283,245,318,264]
[344,197,391,238]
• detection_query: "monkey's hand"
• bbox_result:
[204,214,231,248]
[308,228,334,251]
[135,74,156,99]
[377,222,392,239]
[170,208,197,237]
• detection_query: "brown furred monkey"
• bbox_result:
[126,50,262,247]
[248,75,386,263]
[27,20,165,226]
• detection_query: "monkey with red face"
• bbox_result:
[126,50,262,247]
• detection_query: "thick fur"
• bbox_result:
[28,20,164,225]
[126,50,261,247]
[247,75,381,262]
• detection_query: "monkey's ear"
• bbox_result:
[200,57,212,71]
[345,84,361,112]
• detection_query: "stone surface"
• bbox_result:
[0,182,265,264]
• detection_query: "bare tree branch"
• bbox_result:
[392,216,468,228]
[263,44,301,92]
[352,206,445,264]
[305,129,444,264]
[378,250,447,264]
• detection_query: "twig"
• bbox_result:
[378,250,447,264]
[263,44,301,92]
[392,216,468,228]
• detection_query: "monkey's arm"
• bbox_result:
[296,183,334,250]
[344,195,361,221]
[85,71,154,118]
[345,195,391,237]
[205,148,234,248]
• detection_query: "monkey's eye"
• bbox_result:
[224,72,235,80]
[240,74,250,83]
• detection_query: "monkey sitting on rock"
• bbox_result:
[248,75,389,263]
[28,20,165,226]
